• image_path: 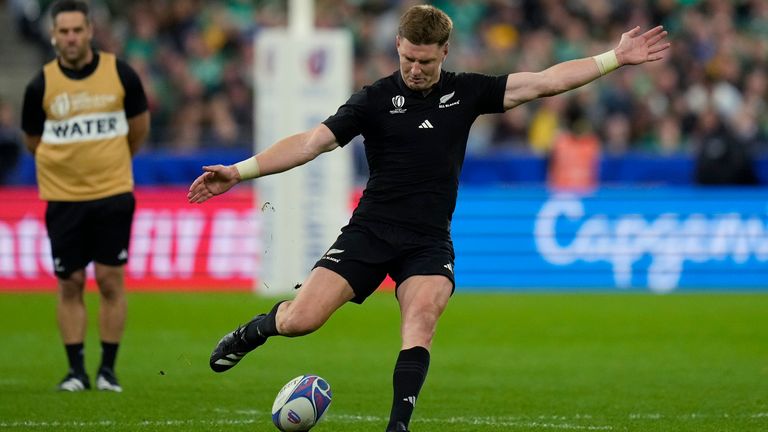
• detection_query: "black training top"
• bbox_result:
[323,70,507,238]
[21,52,148,136]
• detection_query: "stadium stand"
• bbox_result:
[2,0,767,184]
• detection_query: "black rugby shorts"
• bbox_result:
[45,192,135,278]
[313,221,455,304]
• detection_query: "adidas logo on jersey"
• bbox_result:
[418,120,434,129]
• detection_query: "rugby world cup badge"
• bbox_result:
[50,93,71,118]
[390,95,407,114]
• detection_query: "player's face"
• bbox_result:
[52,11,93,68]
[396,36,448,92]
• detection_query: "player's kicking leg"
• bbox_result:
[208,312,271,372]
[209,267,355,372]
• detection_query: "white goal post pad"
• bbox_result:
[254,29,354,295]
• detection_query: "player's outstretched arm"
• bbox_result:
[187,164,240,203]
[503,25,670,110]
[187,123,339,204]
[613,25,670,66]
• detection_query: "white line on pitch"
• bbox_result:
[226,409,613,429]
[0,417,613,430]
[0,419,610,431]
[3,412,766,429]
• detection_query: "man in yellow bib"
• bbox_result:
[21,0,149,392]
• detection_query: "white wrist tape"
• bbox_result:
[593,50,619,75]
[234,157,261,180]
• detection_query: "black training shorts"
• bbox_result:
[313,221,456,304]
[45,192,135,278]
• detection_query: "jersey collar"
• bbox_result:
[58,50,100,80]
[395,70,446,98]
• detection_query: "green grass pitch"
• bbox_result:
[0,291,766,431]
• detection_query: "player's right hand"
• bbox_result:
[187,164,241,203]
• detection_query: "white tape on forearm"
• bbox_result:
[593,50,619,75]
[234,157,260,180]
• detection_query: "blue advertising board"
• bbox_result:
[452,187,768,292]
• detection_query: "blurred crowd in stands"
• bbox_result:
[6,0,768,169]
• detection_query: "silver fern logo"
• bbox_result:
[439,91,460,108]
[439,91,455,104]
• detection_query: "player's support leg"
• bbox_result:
[57,269,91,391]
[94,263,126,392]
[386,275,452,432]
[209,267,355,372]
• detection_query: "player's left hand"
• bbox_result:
[187,164,241,203]
[615,26,670,66]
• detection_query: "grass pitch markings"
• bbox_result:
[2,412,767,429]
[0,413,612,430]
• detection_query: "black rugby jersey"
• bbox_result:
[323,70,507,238]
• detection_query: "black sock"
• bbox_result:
[65,343,86,376]
[387,346,431,430]
[245,300,285,342]
[99,341,119,372]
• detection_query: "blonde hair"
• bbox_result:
[398,5,453,46]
